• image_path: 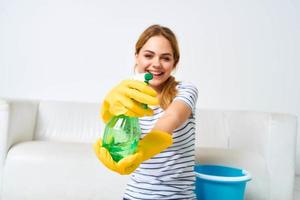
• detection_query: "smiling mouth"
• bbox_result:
[148,71,164,77]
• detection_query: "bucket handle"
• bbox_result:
[195,169,252,182]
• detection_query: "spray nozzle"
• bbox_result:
[143,72,153,109]
[144,73,153,84]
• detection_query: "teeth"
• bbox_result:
[150,72,163,75]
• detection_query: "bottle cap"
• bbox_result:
[144,73,153,84]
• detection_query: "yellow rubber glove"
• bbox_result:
[136,130,173,161]
[93,139,142,175]
[101,80,159,123]
[93,130,173,175]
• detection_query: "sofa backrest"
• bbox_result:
[34,101,296,156]
[195,110,271,152]
[196,109,297,154]
[34,101,103,143]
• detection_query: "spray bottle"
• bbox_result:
[102,73,153,162]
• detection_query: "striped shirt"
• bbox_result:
[123,81,198,200]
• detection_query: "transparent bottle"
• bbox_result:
[102,114,141,162]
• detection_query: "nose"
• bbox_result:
[152,57,161,68]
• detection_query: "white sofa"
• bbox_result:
[0,99,297,200]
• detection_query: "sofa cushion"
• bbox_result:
[2,141,129,200]
[3,141,269,200]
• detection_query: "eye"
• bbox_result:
[162,57,171,61]
[144,54,153,59]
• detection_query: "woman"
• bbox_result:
[94,24,198,200]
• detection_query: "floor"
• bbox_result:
[295,175,300,200]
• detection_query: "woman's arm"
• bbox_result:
[152,100,192,134]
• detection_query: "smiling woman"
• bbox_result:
[135,36,175,92]
[134,25,180,110]
[93,24,198,200]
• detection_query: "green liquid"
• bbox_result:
[102,115,141,162]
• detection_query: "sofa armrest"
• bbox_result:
[0,99,9,191]
[267,113,298,200]
[0,98,38,171]
[227,111,297,200]
[3,99,38,145]
[0,98,38,191]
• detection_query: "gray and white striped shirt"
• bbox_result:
[124,81,198,200]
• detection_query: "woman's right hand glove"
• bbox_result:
[93,130,173,175]
[100,80,159,123]
[93,139,142,175]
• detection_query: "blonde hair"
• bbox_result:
[135,24,180,110]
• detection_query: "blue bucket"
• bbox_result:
[194,164,251,200]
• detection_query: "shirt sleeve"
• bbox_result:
[173,82,198,114]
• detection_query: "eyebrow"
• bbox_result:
[143,50,173,56]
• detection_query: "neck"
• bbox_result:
[150,85,163,95]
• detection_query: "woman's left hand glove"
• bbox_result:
[101,80,159,123]
[93,139,141,175]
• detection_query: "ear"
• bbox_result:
[135,53,138,65]
[171,66,177,75]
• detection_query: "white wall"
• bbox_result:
[0,0,299,173]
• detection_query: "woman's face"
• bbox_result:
[135,35,175,92]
